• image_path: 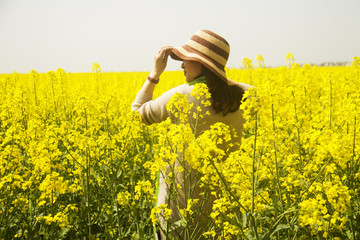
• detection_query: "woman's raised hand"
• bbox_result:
[149,46,173,80]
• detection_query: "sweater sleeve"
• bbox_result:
[131,84,191,125]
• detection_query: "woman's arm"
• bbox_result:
[138,46,173,96]
[131,46,174,124]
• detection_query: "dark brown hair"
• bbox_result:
[201,67,245,116]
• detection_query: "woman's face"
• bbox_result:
[181,60,203,82]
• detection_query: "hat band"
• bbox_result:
[183,45,225,70]
[195,30,230,54]
[191,35,229,60]
[187,39,227,66]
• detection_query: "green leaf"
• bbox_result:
[117,169,123,178]
[242,213,248,227]
[270,223,291,237]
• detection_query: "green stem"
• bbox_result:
[292,91,304,168]
[85,108,88,130]
[351,117,356,176]
[350,117,356,240]
[34,78,38,106]
[293,157,332,206]
[329,77,332,129]
[115,196,121,238]
[251,111,259,239]
[263,209,298,239]
[86,146,91,238]
[248,69,253,85]
[206,157,248,240]
[271,104,285,212]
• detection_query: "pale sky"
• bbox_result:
[0,0,359,73]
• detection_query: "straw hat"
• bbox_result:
[170,29,230,83]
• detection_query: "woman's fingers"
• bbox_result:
[150,46,173,79]
[157,46,173,60]
[154,46,173,65]
[158,46,173,53]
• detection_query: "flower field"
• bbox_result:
[1,56,360,239]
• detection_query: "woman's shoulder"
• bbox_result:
[154,84,194,103]
[166,83,194,95]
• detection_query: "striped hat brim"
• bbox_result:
[171,47,228,83]
[170,30,229,83]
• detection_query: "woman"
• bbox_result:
[132,30,252,239]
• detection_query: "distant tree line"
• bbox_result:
[315,61,349,66]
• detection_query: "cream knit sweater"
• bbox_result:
[131,81,251,138]
[132,80,252,239]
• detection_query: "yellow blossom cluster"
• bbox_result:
[1,56,360,239]
[0,67,183,239]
